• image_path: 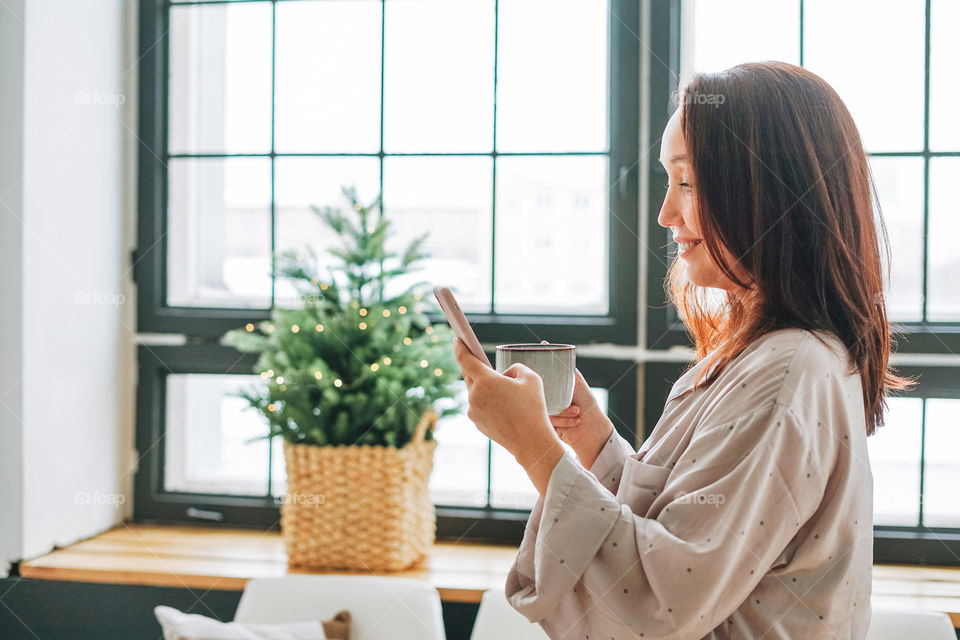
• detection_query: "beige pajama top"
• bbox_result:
[505,328,873,639]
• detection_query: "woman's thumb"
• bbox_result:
[503,362,539,382]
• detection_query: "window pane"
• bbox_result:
[273,157,381,306]
[684,0,799,79]
[490,387,609,509]
[164,374,269,496]
[167,157,272,308]
[494,156,608,314]
[429,382,488,507]
[496,0,608,152]
[869,157,924,322]
[868,397,922,526]
[804,0,925,152]
[927,158,960,321]
[930,0,960,151]
[275,1,382,153]
[383,0,494,153]
[169,3,272,154]
[382,157,493,312]
[923,399,960,527]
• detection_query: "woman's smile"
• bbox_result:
[676,237,703,258]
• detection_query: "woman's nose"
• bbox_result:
[657,195,681,229]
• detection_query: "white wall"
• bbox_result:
[1,0,135,571]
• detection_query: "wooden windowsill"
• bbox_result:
[17,523,960,626]
[18,524,518,604]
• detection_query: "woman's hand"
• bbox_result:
[543,341,614,469]
[452,338,565,497]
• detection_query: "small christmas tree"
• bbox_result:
[223,186,462,449]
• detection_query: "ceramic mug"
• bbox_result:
[495,343,576,415]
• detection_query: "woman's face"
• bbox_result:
[657,109,746,293]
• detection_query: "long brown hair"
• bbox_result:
[668,61,913,435]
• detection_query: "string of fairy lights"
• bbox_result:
[245,291,446,414]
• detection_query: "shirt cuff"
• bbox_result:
[585,428,636,491]
[507,449,622,622]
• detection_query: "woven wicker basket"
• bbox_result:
[280,409,438,572]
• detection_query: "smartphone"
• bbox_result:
[433,285,492,368]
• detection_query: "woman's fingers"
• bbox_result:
[549,416,581,428]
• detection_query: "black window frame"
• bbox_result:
[644,0,960,566]
[134,343,639,542]
[133,0,643,544]
[644,0,960,354]
[135,0,640,347]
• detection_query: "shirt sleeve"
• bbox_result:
[505,403,832,640]
[581,428,636,494]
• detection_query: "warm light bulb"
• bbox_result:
[383,357,391,365]
[276,376,285,384]
[434,368,443,376]
[291,325,300,333]
[370,363,380,372]
[334,379,343,388]
[382,309,391,317]
[268,403,276,412]
[425,326,433,334]
[266,369,275,377]
[266,325,275,333]
[315,324,324,332]
[245,323,254,332]
[403,337,412,345]
[359,322,367,330]
[398,306,407,314]
[420,360,428,368]
[320,283,328,291]
[279,385,287,391]
[359,308,367,316]
[314,371,323,380]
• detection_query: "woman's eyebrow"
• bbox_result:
[657,154,688,167]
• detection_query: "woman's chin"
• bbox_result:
[685,264,732,293]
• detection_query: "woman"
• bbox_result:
[453,61,912,639]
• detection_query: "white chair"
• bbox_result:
[469,588,549,640]
[235,575,446,640]
[866,608,955,640]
